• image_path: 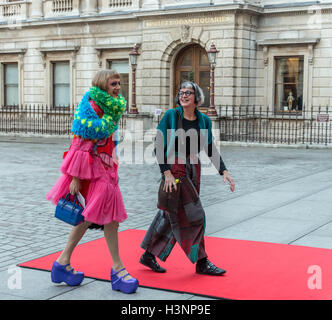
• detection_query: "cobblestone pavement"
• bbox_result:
[1,136,332,273]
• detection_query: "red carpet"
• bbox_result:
[19,229,332,300]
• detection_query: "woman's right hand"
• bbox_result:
[163,170,177,193]
[69,177,81,195]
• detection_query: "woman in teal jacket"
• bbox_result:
[140,81,235,276]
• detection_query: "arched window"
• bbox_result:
[174,44,210,109]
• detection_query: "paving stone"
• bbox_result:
[1,136,332,300]
[0,268,94,300]
[50,279,200,300]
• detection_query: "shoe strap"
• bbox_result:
[111,270,131,285]
[113,267,126,276]
[207,261,220,272]
[66,265,77,273]
[58,262,75,272]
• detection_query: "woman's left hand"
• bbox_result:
[222,170,235,192]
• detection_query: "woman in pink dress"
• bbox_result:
[46,70,138,294]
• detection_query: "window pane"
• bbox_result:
[54,62,70,84]
[53,62,70,107]
[110,60,129,74]
[180,71,193,83]
[4,64,18,106]
[54,85,70,107]
[180,51,192,67]
[275,57,303,112]
[119,73,129,104]
[275,84,284,111]
[199,71,210,108]
[5,86,19,106]
[4,63,18,85]
[200,51,209,66]
[108,60,129,105]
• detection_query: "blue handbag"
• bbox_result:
[55,193,85,226]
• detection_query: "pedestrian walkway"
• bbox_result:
[0,136,332,300]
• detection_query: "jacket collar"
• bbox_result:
[175,105,206,129]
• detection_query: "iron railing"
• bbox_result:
[0,104,127,137]
[0,104,75,135]
[218,105,332,145]
[0,104,331,145]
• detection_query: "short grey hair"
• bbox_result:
[175,81,205,107]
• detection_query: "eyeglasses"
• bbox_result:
[110,81,121,86]
[179,90,195,97]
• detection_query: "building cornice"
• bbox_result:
[258,37,320,66]
[1,2,332,29]
[94,43,140,67]
[0,48,27,55]
[257,38,320,47]
[0,4,262,30]
[263,3,332,15]
[94,44,139,51]
[135,4,263,18]
[39,46,80,68]
[39,46,80,53]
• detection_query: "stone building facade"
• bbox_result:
[0,0,331,138]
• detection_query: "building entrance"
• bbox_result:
[174,44,210,109]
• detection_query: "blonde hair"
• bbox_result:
[91,70,120,92]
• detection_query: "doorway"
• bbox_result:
[174,44,210,109]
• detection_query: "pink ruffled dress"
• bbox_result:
[46,101,127,227]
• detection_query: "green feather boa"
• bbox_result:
[71,87,126,140]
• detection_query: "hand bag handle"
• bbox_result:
[63,193,81,207]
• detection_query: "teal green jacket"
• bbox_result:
[155,105,227,175]
[157,105,213,158]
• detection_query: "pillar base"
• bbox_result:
[207,107,217,117]
[129,106,139,114]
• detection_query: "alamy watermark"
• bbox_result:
[113,128,225,176]
[7,265,22,290]
[307,265,322,290]
[3,263,325,292]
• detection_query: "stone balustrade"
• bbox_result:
[43,0,79,18]
[1,0,318,24]
[0,0,28,21]
[0,0,142,23]
[0,0,250,24]
[99,0,140,14]
[52,0,74,13]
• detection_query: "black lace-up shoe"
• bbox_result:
[196,258,226,276]
[139,252,166,273]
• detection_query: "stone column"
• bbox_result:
[81,0,98,16]
[100,0,111,14]
[43,0,52,19]
[72,0,80,16]
[30,0,43,19]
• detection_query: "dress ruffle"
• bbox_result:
[60,137,105,180]
[46,135,127,227]
[83,167,127,225]
[46,174,72,205]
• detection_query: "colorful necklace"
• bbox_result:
[71,87,126,141]
[89,86,126,122]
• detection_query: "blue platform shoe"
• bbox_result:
[51,261,84,286]
[111,268,139,294]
